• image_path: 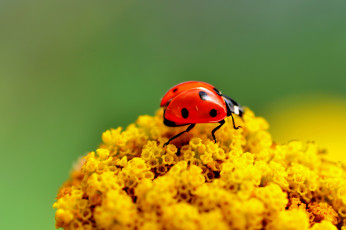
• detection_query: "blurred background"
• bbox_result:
[1,0,346,229]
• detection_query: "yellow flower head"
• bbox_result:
[53,108,346,230]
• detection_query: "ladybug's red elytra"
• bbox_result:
[161,81,244,146]
[160,81,216,107]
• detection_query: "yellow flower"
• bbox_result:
[266,94,346,164]
[266,209,310,230]
[53,108,346,230]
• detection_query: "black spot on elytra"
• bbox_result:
[181,108,189,118]
[209,109,217,117]
[213,87,222,96]
[199,91,208,100]
[172,88,178,93]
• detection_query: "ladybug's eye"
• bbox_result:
[181,108,189,118]
[209,109,217,117]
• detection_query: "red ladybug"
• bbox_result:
[161,81,243,146]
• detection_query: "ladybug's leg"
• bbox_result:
[230,113,241,130]
[164,124,195,147]
[211,120,225,143]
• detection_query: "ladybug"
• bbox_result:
[161,81,243,146]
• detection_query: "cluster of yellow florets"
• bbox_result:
[53,108,346,230]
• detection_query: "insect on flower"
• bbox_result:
[161,81,244,146]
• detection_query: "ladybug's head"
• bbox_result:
[222,95,244,117]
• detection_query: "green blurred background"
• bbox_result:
[1,0,346,229]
